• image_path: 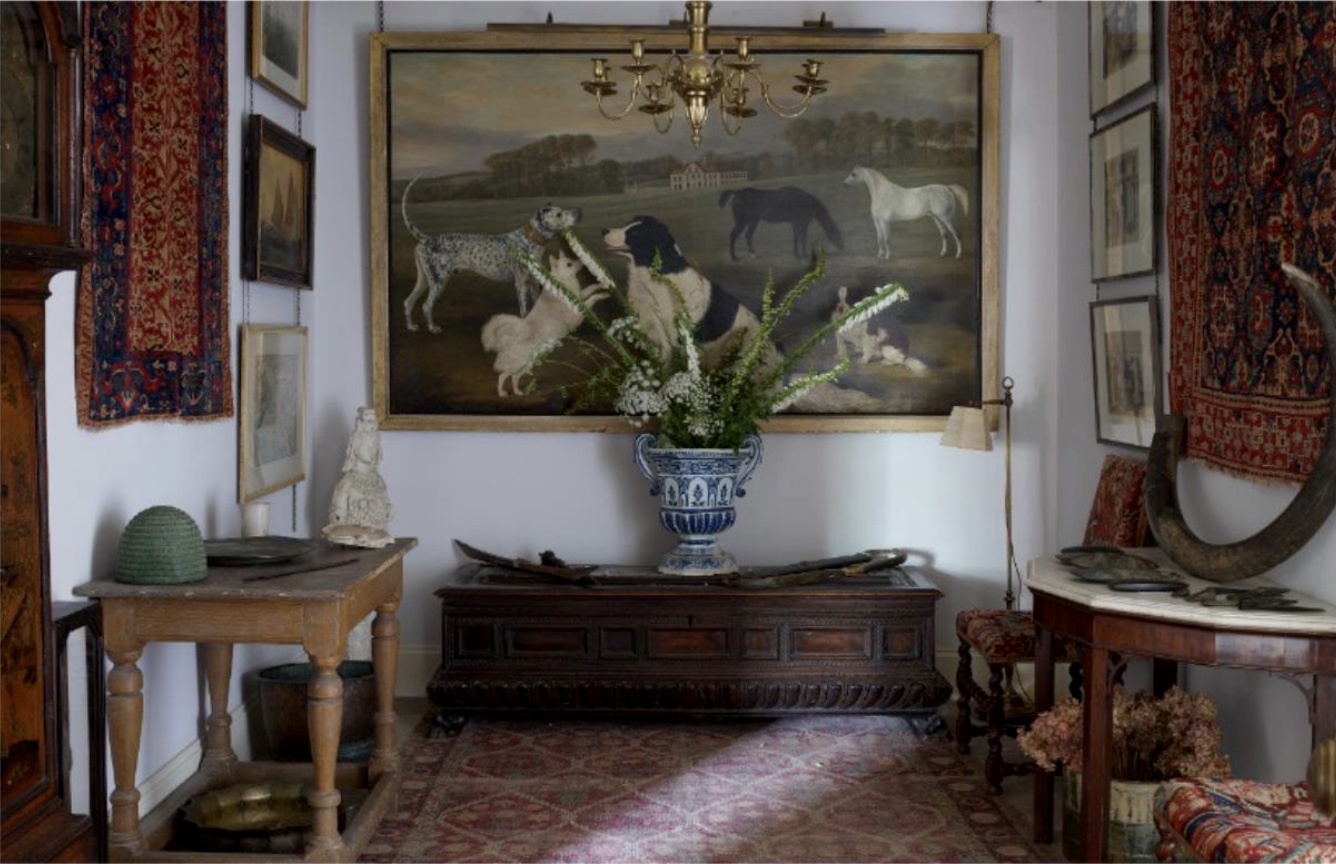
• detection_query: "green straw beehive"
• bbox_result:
[113,505,208,584]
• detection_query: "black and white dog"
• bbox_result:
[601,216,766,364]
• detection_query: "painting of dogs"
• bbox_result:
[400,175,582,332]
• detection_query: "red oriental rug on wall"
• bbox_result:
[1167,2,1336,483]
[363,715,1043,863]
[77,1,231,427]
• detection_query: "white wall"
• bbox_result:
[43,0,1330,804]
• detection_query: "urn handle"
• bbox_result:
[734,433,764,498]
[632,432,661,496]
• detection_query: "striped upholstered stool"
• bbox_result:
[1154,777,1336,862]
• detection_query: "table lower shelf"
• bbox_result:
[120,760,400,863]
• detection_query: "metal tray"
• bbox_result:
[204,536,315,566]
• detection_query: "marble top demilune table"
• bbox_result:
[1025,550,1335,863]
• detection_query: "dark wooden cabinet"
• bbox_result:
[430,564,953,723]
[1,3,93,861]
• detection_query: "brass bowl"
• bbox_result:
[179,782,311,854]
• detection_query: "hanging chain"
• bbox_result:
[377,0,385,33]
[985,0,994,34]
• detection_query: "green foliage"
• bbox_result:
[518,230,909,450]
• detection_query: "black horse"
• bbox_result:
[718,186,844,261]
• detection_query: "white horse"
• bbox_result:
[842,166,970,259]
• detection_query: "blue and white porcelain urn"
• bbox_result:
[633,432,763,576]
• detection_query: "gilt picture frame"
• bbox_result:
[243,115,315,289]
[370,29,1000,432]
[1090,105,1156,283]
[239,325,308,503]
[1089,0,1154,118]
[1090,295,1159,450]
[249,0,308,108]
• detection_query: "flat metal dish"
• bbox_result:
[1108,579,1188,593]
[204,536,315,566]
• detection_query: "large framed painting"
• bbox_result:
[370,29,1000,432]
[1090,295,1159,450]
[1089,1,1154,118]
[239,324,308,502]
[243,115,315,289]
[1090,105,1156,283]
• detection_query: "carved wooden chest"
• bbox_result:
[429,563,951,722]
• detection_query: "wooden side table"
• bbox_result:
[1027,553,1336,863]
[73,539,417,863]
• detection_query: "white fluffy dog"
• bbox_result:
[480,252,606,396]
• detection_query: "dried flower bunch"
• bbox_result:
[1017,685,1231,782]
[519,230,907,450]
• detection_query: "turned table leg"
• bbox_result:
[201,642,236,777]
[371,598,401,782]
[304,653,346,860]
[106,645,145,858]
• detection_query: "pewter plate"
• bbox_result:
[204,536,315,566]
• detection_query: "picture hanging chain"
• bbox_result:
[377,0,384,33]
[985,0,994,34]
[243,77,256,324]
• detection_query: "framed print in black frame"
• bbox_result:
[1090,105,1156,283]
[243,115,315,289]
[369,29,1001,433]
[1090,295,1160,450]
[1089,0,1154,118]
[249,0,308,109]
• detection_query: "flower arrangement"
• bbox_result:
[518,229,908,450]
[1017,685,1231,782]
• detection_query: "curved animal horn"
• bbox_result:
[1145,263,1336,582]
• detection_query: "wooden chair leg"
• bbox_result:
[984,662,1006,794]
[956,640,975,754]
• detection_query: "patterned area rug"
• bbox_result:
[364,715,1041,863]
[1166,2,1335,482]
[78,1,232,426]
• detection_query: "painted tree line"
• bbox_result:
[412,110,974,201]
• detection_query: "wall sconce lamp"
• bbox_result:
[939,376,1019,611]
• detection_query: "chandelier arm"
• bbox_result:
[592,84,649,121]
[753,74,818,119]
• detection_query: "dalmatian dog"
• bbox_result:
[400,175,582,333]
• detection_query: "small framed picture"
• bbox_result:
[239,325,308,503]
[249,0,308,108]
[1089,0,1154,117]
[1090,105,1156,282]
[243,115,315,288]
[1090,296,1159,450]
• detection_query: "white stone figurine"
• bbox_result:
[322,407,394,549]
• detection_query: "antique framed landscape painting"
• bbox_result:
[243,115,315,288]
[1090,105,1156,282]
[1090,295,1159,450]
[370,29,1000,432]
[239,325,308,503]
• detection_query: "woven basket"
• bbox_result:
[113,505,207,584]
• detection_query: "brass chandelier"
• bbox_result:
[581,1,828,148]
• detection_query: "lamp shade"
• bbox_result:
[940,406,993,451]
